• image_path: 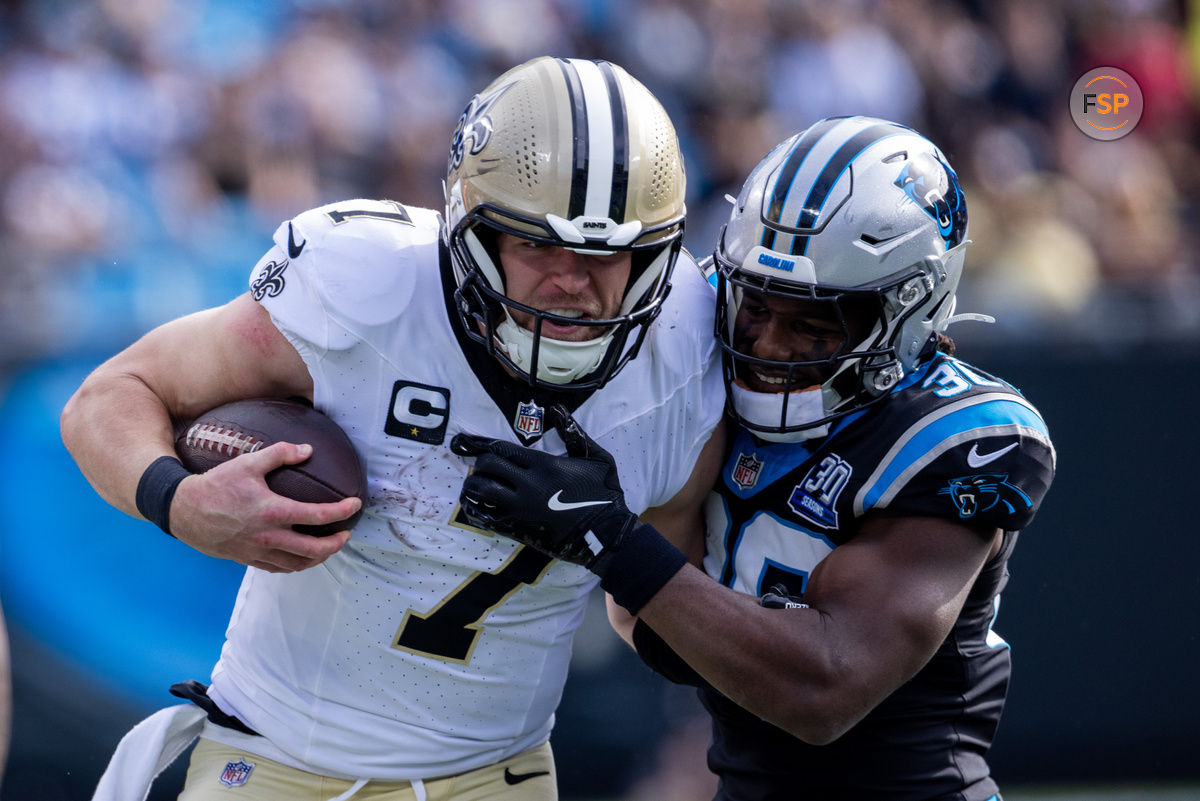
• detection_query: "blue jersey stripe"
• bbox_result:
[712,492,738,587]
[854,394,1049,515]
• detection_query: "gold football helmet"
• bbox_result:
[445,56,686,389]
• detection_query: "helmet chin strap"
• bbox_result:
[495,311,613,385]
[730,382,830,442]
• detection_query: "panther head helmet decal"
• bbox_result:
[893,150,968,249]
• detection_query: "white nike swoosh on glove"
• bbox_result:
[548,490,612,511]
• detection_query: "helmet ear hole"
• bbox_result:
[462,225,505,297]
[834,294,881,350]
[620,241,678,316]
[923,292,952,323]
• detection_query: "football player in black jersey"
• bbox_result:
[455,116,1056,800]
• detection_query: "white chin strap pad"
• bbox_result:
[495,313,612,385]
[730,382,829,442]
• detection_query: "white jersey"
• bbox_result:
[205,199,723,781]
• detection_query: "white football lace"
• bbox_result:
[185,424,264,456]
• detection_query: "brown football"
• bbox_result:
[175,397,366,536]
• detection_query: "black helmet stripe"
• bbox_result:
[597,60,629,223]
[761,117,841,250]
[557,59,590,219]
[558,58,627,224]
[789,123,904,256]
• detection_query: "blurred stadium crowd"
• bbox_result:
[1,2,1198,798]
[0,0,1197,364]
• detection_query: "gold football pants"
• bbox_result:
[177,737,557,801]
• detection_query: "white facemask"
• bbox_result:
[494,312,614,385]
[730,382,830,442]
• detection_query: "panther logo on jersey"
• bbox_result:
[894,151,967,249]
[250,259,288,300]
[940,473,1031,519]
[448,81,514,172]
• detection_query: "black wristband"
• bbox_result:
[598,523,688,615]
[135,455,192,537]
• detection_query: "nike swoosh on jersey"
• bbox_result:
[504,768,551,785]
[287,223,306,258]
[547,490,611,511]
[967,441,1018,468]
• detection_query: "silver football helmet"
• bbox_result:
[714,116,977,441]
[445,56,687,389]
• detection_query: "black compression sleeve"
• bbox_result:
[631,617,709,688]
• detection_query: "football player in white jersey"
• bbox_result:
[61,57,724,801]
[453,117,1057,800]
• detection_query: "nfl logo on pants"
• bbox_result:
[220,759,255,787]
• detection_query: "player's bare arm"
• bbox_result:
[608,420,726,647]
[635,515,1000,744]
[60,292,358,571]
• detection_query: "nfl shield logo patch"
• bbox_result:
[732,452,763,490]
[513,400,544,439]
[219,759,255,788]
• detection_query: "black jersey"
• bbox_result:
[699,353,1056,801]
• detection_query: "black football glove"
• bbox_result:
[450,405,640,577]
[760,583,809,609]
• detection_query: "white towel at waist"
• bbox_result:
[91,704,206,801]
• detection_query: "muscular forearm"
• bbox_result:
[60,296,353,571]
[61,296,312,522]
[60,365,179,519]
[635,565,878,744]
